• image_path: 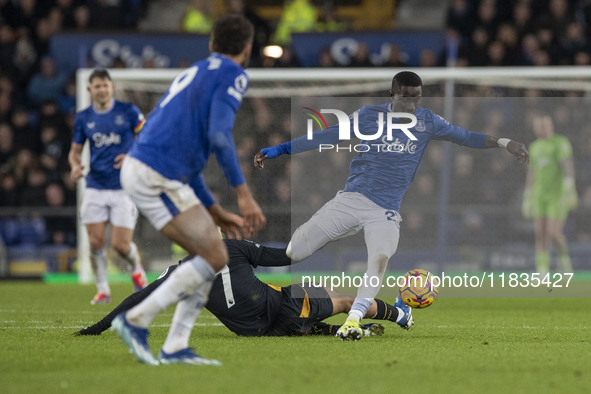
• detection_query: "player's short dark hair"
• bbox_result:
[88,69,111,84]
[211,14,254,56]
[391,71,422,91]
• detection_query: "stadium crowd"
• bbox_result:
[0,0,590,264]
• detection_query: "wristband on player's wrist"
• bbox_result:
[564,177,575,188]
[497,138,511,149]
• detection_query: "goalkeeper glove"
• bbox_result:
[561,177,578,211]
[522,189,533,219]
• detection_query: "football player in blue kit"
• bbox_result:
[112,15,266,366]
[68,69,148,305]
[254,71,529,341]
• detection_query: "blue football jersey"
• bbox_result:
[73,100,144,190]
[129,53,248,187]
[291,104,487,212]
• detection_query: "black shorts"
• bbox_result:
[265,284,334,336]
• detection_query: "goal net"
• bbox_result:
[76,67,591,283]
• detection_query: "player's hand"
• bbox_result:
[208,203,244,240]
[254,147,280,169]
[561,179,579,211]
[70,165,84,181]
[254,150,267,169]
[113,154,126,169]
[507,141,529,164]
[238,195,266,237]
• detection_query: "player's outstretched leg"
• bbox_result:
[111,312,159,366]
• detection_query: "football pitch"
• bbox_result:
[1,281,590,394]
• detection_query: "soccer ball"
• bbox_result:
[399,269,438,308]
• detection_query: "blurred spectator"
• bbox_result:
[316,3,347,33]
[0,122,15,166]
[512,1,533,37]
[12,34,37,88]
[476,0,499,38]
[56,0,77,29]
[0,24,16,70]
[11,148,36,187]
[38,122,67,181]
[59,75,76,115]
[26,56,68,106]
[47,7,63,34]
[72,4,91,31]
[318,47,336,67]
[19,166,47,206]
[467,28,490,66]
[447,0,473,39]
[275,0,317,45]
[561,22,587,63]
[273,46,301,68]
[573,51,591,66]
[0,85,11,122]
[519,33,539,65]
[418,49,439,67]
[0,174,19,206]
[44,182,75,246]
[7,0,42,31]
[226,0,270,67]
[181,0,213,34]
[384,44,409,67]
[349,42,372,67]
[32,17,53,58]
[10,106,40,152]
[496,24,520,65]
[487,41,506,66]
[88,0,125,29]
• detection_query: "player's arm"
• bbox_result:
[226,238,291,267]
[209,78,265,236]
[522,165,535,218]
[254,122,343,169]
[68,115,87,181]
[559,139,578,210]
[190,173,244,239]
[431,114,529,163]
[114,105,145,169]
[68,142,84,181]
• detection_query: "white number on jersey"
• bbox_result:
[159,66,198,108]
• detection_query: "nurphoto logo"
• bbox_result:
[304,107,418,142]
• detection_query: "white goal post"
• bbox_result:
[75,66,591,283]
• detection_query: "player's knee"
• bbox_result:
[200,239,228,272]
[369,253,389,277]
[88,236,105,251]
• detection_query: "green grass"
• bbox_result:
[1,282,590,394]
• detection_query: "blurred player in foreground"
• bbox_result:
[68,69,147,305]
[77,239,407,338]
[112,15,266,366]
[255,71,529,341]
[522,114,577,274]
